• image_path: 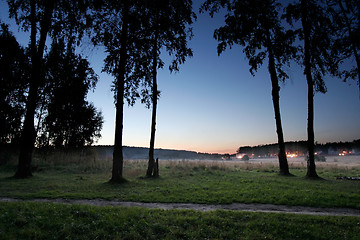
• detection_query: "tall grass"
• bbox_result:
[2,147,360,177]
[1,153,360,208]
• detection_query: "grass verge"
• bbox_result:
[0,202,359,240]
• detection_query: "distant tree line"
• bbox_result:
[95,146,227,160]
[316,139,360,154]
[238,139,360,157]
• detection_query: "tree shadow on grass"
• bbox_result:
[107,177,128,185]
[138,175,162,180]
[304,175,326,181]
[278,172,295,177]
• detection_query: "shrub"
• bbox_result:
[315,155,326,162]
[242,155,250,161]
[305,155,326,162]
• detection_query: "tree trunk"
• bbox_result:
[15,81,38,178]
[302,0,318,178]
[147,28,159,178]
[112,84,125,182]
[154,158,159,177]
[306,77,318,178]
[267,38,290,176]
[111,4,129,183]
[15,0,54,178]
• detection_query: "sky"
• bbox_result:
[1,1,360,154]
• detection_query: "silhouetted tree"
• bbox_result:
[327,0,360,95]
[201,0,296,175]
[37,40,103,148]
[285,0,334,178]
[8,0,92,178]
[91,0,150,182]
[142,0,195,178]
[0,23,29,145]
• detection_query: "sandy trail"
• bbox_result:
[1,198,359,217]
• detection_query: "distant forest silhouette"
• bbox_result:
[238,139,360,157]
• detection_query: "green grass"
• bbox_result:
[1,160,360,209]
[0,202,359,240]
[1,156,360,239]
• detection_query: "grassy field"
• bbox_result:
[1,202,360,240]
[1,152,360,239]
[1,159,360,208]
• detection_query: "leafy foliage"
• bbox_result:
[37,40,103,148]
[91,0,195,107]
[8,0,92,43]
[327,0,360,88]
[0,23,29,144]
[91,0,151,106]
[139,0,195,108]
[147,0,195,73]
[202,0,297,80]
[284,0,337,93]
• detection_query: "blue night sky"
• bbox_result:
[1,1,360,154]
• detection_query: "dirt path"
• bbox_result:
[1,198,360,217]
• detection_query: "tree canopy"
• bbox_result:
[0,23,29,145]
[327,0,360,94]
[37,40,103,148]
